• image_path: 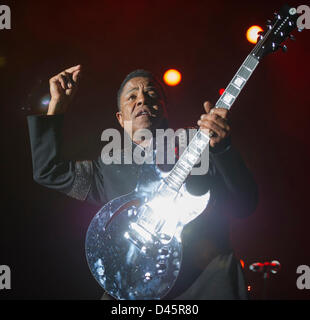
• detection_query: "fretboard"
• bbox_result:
[165,54,260,191]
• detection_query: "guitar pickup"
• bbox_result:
[124,222,155,252]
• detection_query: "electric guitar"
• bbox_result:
[85,4,301,300]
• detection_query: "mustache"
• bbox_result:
[133,106,160,118]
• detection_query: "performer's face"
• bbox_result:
[116,77,166,138]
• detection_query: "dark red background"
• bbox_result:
[0,0,309,299]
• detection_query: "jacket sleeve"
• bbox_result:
[210,144,258,218]
[27,114,106,206]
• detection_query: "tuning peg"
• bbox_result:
[281,45,288,53]
[266,20,272,30]
[289,34,296,41]
[257,31,264,40]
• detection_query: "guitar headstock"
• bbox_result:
[252,4,302,60]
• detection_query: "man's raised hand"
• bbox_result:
[47,65,81,115]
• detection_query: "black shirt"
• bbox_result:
[27,114,258,300]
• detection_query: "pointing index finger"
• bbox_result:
[65,64,82,74]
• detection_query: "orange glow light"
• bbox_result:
[163,69,181,86]
[240,259,245,269]
[246,25,263,44]
[219,88,225,95]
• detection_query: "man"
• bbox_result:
[27,65,258,300]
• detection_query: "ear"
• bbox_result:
[116,111,124,128]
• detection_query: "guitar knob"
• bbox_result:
[156,262,167,275]
[266,19,272,29]
[143,272,152,282]
[156,267,167,275]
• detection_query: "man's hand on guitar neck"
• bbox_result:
[47,65,82,115]
[197,101,231,151]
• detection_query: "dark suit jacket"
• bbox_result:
[27,114,258,299]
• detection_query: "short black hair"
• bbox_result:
[117,69,167,111]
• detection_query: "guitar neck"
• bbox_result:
[215,54,260,110]
[165,54,260,191]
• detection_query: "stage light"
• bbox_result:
[219,88,225,95]
[246,25,263,44]
[240,259,245,269]
[163,69,181,86]
[40,94,51,108]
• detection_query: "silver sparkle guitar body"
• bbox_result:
[85,162,210,300]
